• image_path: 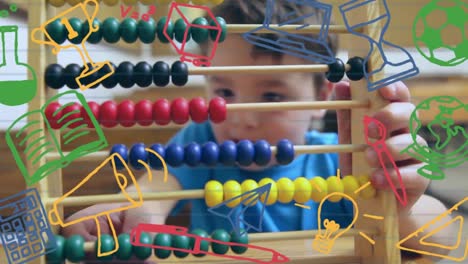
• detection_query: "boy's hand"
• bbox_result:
[335,81,430,212]
[61,203,157,264]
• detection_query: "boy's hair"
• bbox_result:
[203,0,339,93]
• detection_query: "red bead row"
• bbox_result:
[44,97,227,129]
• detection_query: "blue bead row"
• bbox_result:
[109,139,295,170]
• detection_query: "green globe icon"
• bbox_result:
[412,0,468,67]
[402,96,468,180]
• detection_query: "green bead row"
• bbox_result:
[46,229,248,262]
[45,16,227,45]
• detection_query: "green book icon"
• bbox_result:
[6,90,108,186]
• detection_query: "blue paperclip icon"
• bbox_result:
[339,0,420,91]
[243,0,336,64]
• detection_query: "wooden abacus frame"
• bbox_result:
[21,1,402,264]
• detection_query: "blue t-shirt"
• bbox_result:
[167,122,354,233]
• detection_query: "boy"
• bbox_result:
[63,0,452,261]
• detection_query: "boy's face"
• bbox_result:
[206,35,331,167]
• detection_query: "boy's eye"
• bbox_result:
[214,88,235,99]
[262,92,287,102]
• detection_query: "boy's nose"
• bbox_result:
[230,111,259,129]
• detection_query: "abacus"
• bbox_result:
[18,0,405,263]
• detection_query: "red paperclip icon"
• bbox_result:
[364,116,408,207]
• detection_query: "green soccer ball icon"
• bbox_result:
[413,0,468,67]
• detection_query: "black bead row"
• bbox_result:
[326,57,366,83]
[45,61,189,89]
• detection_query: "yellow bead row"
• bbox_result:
[47,0,224,7]
[204,175,376,208]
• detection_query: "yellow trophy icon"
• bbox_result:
[31,0,114,91]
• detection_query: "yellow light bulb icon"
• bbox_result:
[312,192,359,254]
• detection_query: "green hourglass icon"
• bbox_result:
[0,25,37,106]
[340,0,419,92]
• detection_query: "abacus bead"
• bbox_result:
[219,140,237,166]
[171,61,189,86]
[67,18,83,44]
[95,234,115,261]
[135,99,153,126]
[210,17,227,42]
[165,143,184,167]
[115,233,133,260]
[346,57,365,81]
[259,178,278,205]
[254,140,271,166]
[134,232,152,260]
[133,61,153,87]
[48,0,66,7]
[211,229,230,255]
[110,144,128,170]
[237,140,255,166]
[326,176,344,202]
[171,98,190,124]
[45,64,65,89]
[117,100,136,127]
[129,143,148,170]
[189,229,209,257]
[153,98,171,125]
[82,18,102,44]
[294,177,312,204]
[154,233,172,259]
[138,18,157,44]
[275,139,295,165]
[326,58,345,83]
[157,16,173,43]
[277,177,295,203]
[120,18,139,43]
[67,0,81,5]
[45,19,66,44]
[342,175,359,200]
[64,63,82,89]
[310,177,328,202]
[153,61,171,87]
[62,103,81,129]
[80,101,99,128]
[191,0,208,4]
[174,18,190,43]
[171,235,190,258]
[65,235,85,262]
[99,62,118,88]
[140,0,156,4]
[81,63,100,89]
[201,142,219,166]
[358,175,376,199]
[46,235,65,264]
[209,97,227,123]
[189,97,208,123]
[116,61,135,88]
[191,17,209,43]
[45,102,62,129]
[148,143,165,170]
[122,0,138,4]
[211,0,224,4]
[240,179,258,206]
[102,17,121,43]
[184,142,201,167]
[99,101,118,128]
[230,229,248,254]
[103,0,119,6]
[205,180,223,207]
[224,180,242,207]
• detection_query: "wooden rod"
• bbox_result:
[45,144,367,161]
[81,228,373,252]
[226,24,358,34]
[226,100,368,111]
[189,64,351,75]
